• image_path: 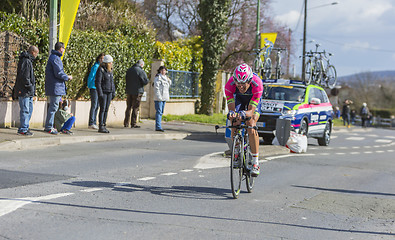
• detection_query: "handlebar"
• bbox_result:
[272,47,287,52]
[215,124,258,134]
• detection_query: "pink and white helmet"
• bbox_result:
[233,63,253,83]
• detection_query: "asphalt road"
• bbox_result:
[0,127,394,239]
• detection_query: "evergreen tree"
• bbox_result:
[198,0,231,115]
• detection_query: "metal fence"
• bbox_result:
[168,69,200,98]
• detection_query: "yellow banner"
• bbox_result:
[260,33,277,49]
[59,0,81,57]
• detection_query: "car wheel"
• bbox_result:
[318,122,331,146]
[298,119,308,136]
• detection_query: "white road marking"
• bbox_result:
[352,146,360,149]
[265,154,315,160]
[385,136,395,139]
[335,153,346,155]
[364,151,373,154]
[346,137,365,141]
[331,136,338,139]
[375,139,392,143]
[0,193,74,217]
[180,169,194,172]
[194,152,228,169]
[388,150,394,152]
[319,153,330,155]
[350,152,360,154]
[160,172,177,176]
[339,147,348,149]
[364,146,371,148]
[375,151,385,153]
[366,134,378,137]
[80,188,103,192]
[137,177,156,181]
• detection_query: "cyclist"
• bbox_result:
[225,63,263,176]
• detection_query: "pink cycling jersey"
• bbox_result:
[225,74,263,109]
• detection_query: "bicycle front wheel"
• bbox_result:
[314,60,324,85]
[231,135,243,199]
[325,65,337,89]
[304,61,313,85]
[253,58,261,73]
[263,58,272,79]
[245,144,255,193]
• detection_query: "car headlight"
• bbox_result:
[283,110,296,116]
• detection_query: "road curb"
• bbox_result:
[0,133,192,151]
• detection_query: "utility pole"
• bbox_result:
[49,0,58,55]
[301,0,307,81]
[256,0,260,50]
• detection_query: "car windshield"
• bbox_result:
[263,85,305,102]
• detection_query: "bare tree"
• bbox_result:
[341,72,395,112]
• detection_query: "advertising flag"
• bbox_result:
[260,33,278,49]
[59,0,81,56]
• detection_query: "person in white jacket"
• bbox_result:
[153,66,171,131]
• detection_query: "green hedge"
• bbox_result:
[370,109,394,118]
[0,11,202,100]
[63,29,155,99]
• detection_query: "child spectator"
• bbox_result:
[54,99,75,135]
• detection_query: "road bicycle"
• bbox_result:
[272,47,287,79]
[318,51,337,89]
[304,44,337,88]
[304,44,323,85]
[253,42,273,80]
[216,120,257,199]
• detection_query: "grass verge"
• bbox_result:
[163,113,227,125]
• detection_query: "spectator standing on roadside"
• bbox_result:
[44,42,72,134]
[54,99,75,135]
[153,66,171,132]
[342,99,351,128]
[360,102,370,128]
[13,45,39,136]
[124,59,149,128]
[96,55,115,133]
[87,53,105,130]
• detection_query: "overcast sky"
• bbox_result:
[270,0,395,77]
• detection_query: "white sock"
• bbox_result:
[251,153,259,165]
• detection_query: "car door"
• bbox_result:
[307,87,321,134]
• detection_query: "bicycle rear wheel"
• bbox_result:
[231,135,243,199]
[304,61,313,85]
[325,65,337,89]
[245,144,255,193]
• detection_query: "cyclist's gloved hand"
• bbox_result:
[227,110,236,120]
[238,111,247,120]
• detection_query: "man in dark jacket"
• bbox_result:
[14,46,39,136]
[44,42,72,134]
[124,59,149,128]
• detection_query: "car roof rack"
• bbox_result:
[262,79,305,86]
